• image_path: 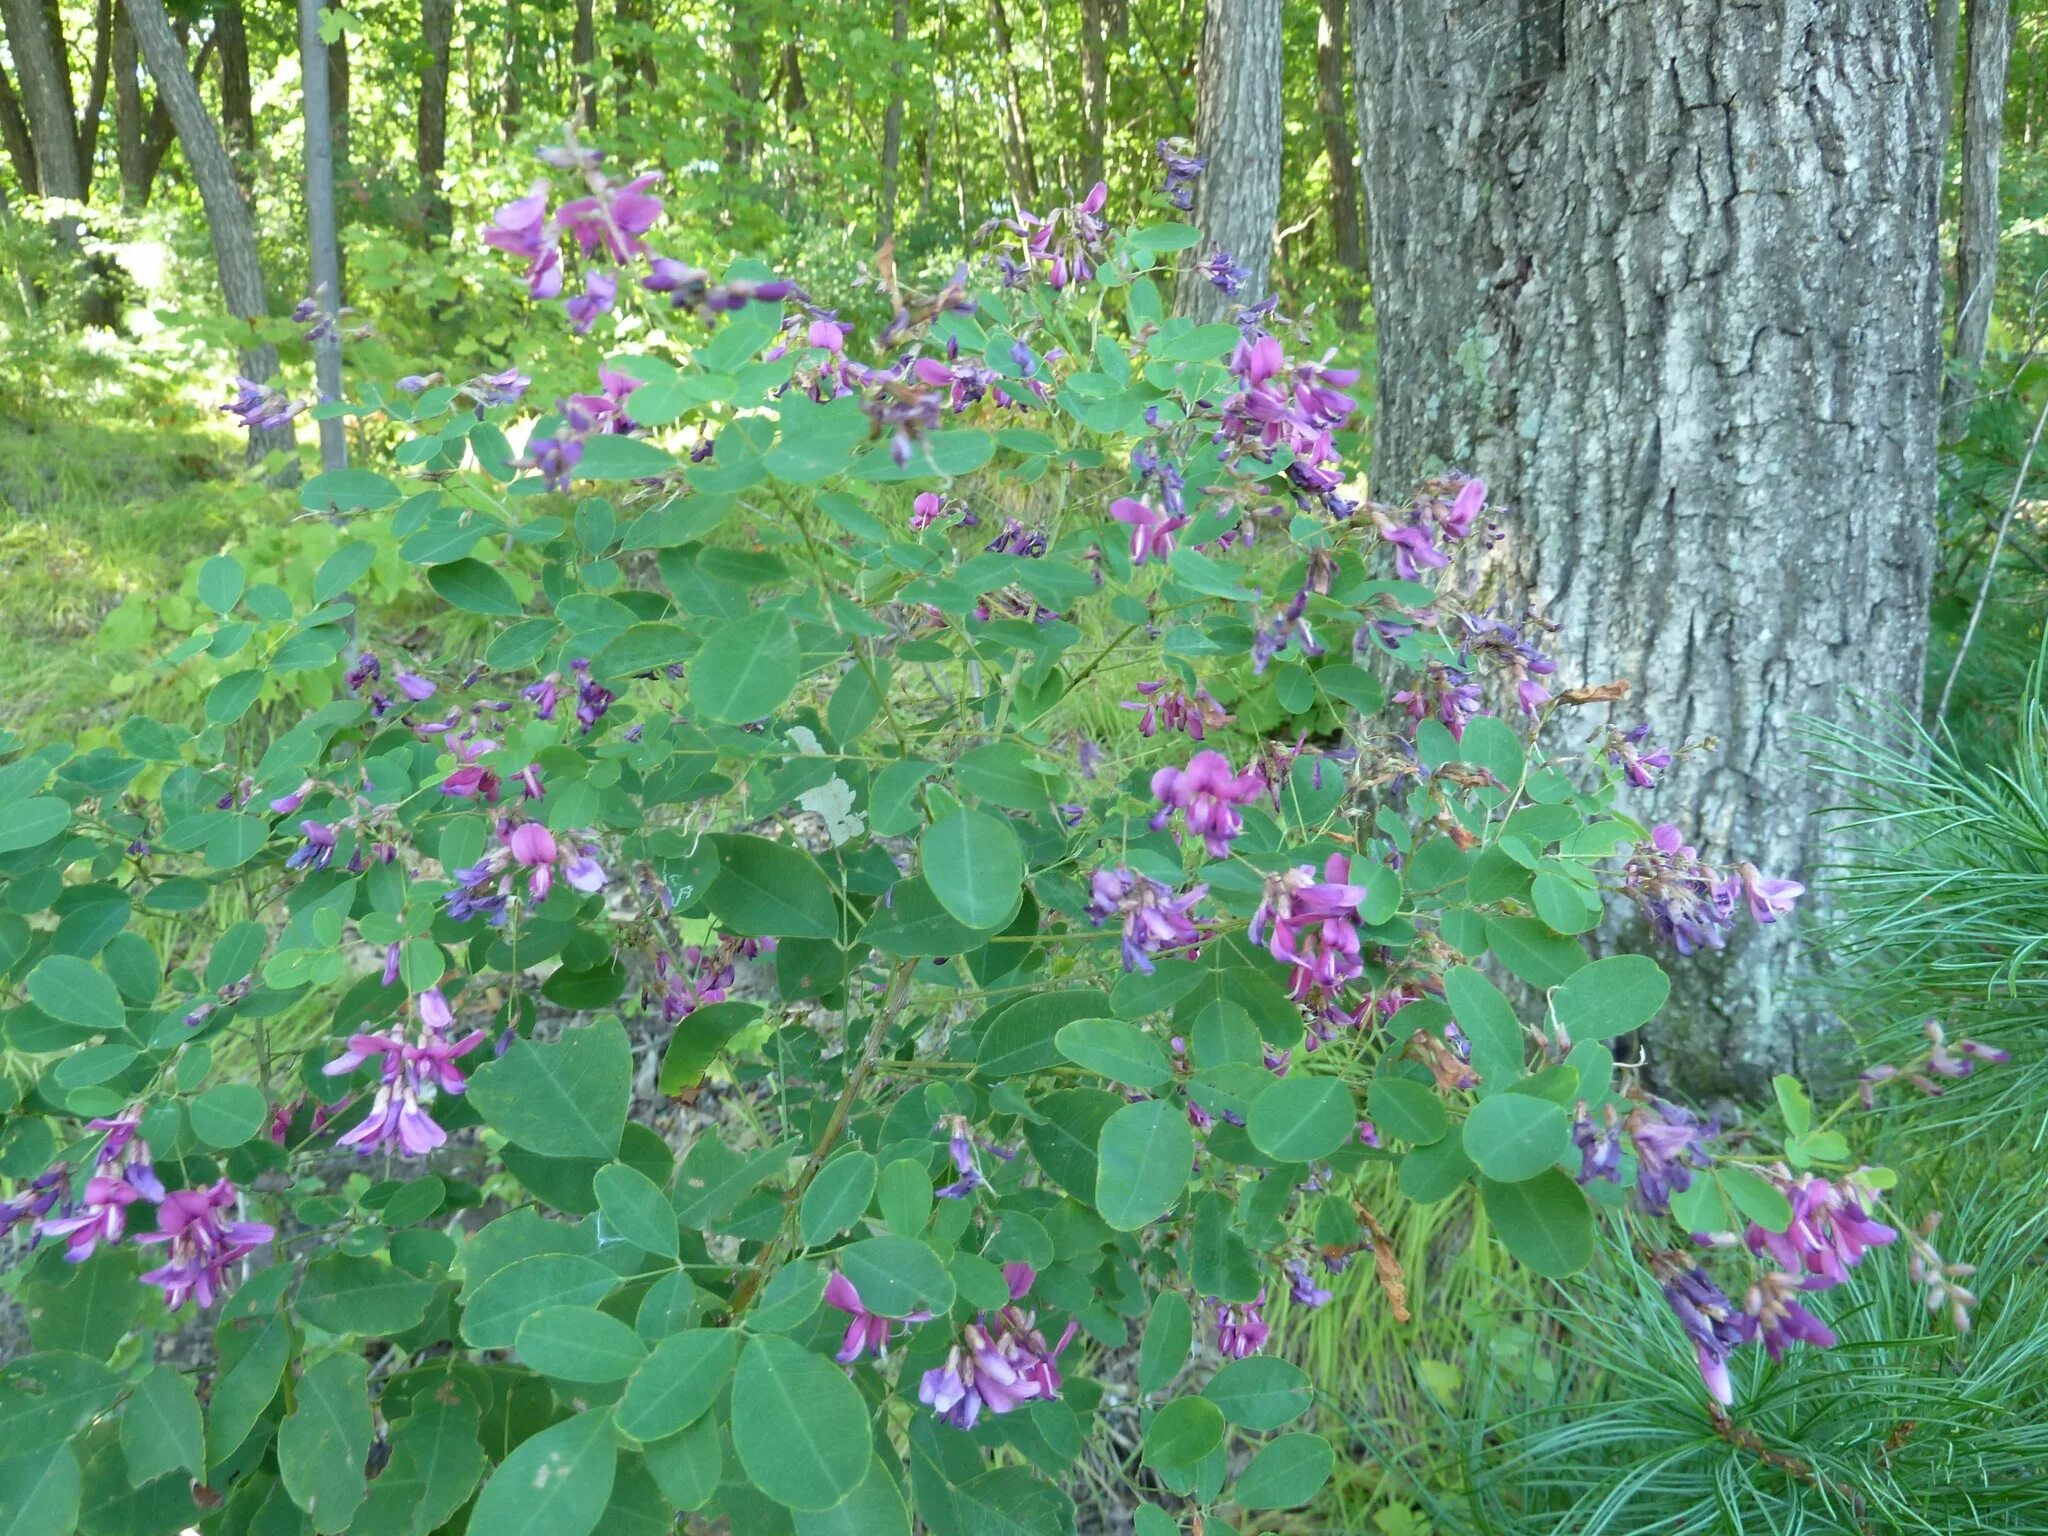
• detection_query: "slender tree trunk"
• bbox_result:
[214,0,253,187]
[1356,0,1942,1096]
[137,22,196,201]
[877,0,908,246]
[1078,0,1109,190]
[112,1,144,205]
[418,0,453,240]
[327,26,350,182]
[1314,0,1362,327]
[298,0,345,473]
[610,0,655,122]
[499,0,522,137]
[989,0,1038,203]
[1946,0,2013,435]
[1,0,86,199]
[571,0,597,128]
[75,0,110,173]
[126,0,295,465]
[1933,0,1961,191]
[1175,0,1281,321]
[0,64,40,195]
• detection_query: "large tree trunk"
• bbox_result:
[418,0,453,240]
[127,0,295,465]
[1078,0,1109,190]
[1933,0,1961,186]
[1356,0,1942,1097]
[1314,0,1362,328]
[112,0,144,205]
[876,0,908,246]
[1946,0,2012,435]
[1,0,86,199]
[214,0,254,187]
[1175,0,1281,322]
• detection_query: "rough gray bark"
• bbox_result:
[877,0,908,245]
[298,0,346,474]
[1175,0,1281,322]
[1947,0,2012,434]
[1078,0,1109,190]
[1314,0,1362,328]
[0,0,85,198]
[127,0,295,464]
[214,0,254,186]
[418,0,453,239]
[1356,0,1942,1096]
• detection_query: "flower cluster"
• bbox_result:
[322,988,488,1156]
[995,182,1110,289]
[1251,855,1371,1003]
[1859,1018,2011,1105]
[1149,750,1265,858]
[918,1265,1076,1430]
[1219,331,1360,514]
[1156,137,1205,212]
[1369,476,1487,580]
[223,376,303,432]
[445,821,607,924]
[1086,866,1206,974]
[1122,678,1230,740]
[1620,824,1803,956]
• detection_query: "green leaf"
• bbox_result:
[518,1305,648,1383]
[1399,1134,1475,1204]
[301,468,400,513]
[1232,1433,1334,1510]
[1773,1074,1813,1137]
[1478,1170,1594,1277]
[352,1401,484,1536]
[467,1017,631,1159]
[1462,1094,1570,1182]
[1245,1075,1354,1162]
[837,1236,957,1318]
[468,1408,616,1536]
[657,999,758,1093]
[592,622,696,680]
[947,1467,1075,1536]
[1366,1077,1448,1145]
[0,1356,117,1458]
[640,1419,721,1512]
[25,957,122,1032]
[1203,1356,1312,1430]
[0,1445,79,1536]
[0,798,67,852]
[1720,1166,1794,1233]
[616,1330,738,1443]
[595,1163,679,1257]
[689,611,799,724]
[1550,954,1670,1041]
[578,435,676,479]
[792,1456,911,1536]
[1485,914,1589,988]
[876,1157,933,1236]
[198,555,245,615]
[1442,965,1524,1089]
[977,988,1115,1078]
[731,1335,871,1511]
[1531,871,1603,934]
[1095,1100,1193,1230]
[921,810,1023,930]
[296,1255,437,1336]
[1141,1397,1224,1469]
[315,541,376,604]
[427,558,523,616]
[705,835,839,939]
[460,1254,617,1349]
[279,1353,371,1533]
[1054,1019,1171,1088]
[1137,1292,1192,1395]
[121,1368,204,1486]
[800,1152,878,1247]
[187,1083,268,1148]
[206,1317,288,1465]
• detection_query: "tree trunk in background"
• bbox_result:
[499,0,522,138]
[1175,0,1281,322]
[1314,0,1361,329]
[611,0,655,122]
[215,0,254,187]
[1933,0,1961,190]
[298,0,346,472]
[1078,0,1108,190]
[877,0,908,246]
[126,0,296,465]
[76,0,110,174]
[418,0,453,240]
[989,0,1038,203]
[723,6,760,182]
[1356,0,1942,1097]
[1946,0,2013,436]
[1,0,86,200]
[572,0,597,129]
[112,0,144,205]
[0,65,40,195]
[327,27,351,182]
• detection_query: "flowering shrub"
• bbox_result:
[0,142,1998,1534]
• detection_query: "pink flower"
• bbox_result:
[825,1271,931,1363]
[134,1180,273,1312]
[1150,750,1265,858]
[1110,496,1190,565]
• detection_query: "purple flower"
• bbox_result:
[558,172,663,262]
[918,1305,1077,1430]
[1086,867,1206,974]
[1285,1260,1332,1308]
[1250,854,1369,1001]
[285,820,337,872]
[134,1180,273,1312]
[826,1270,931,1362]
[1214,1293,1269,1358]
[1571,1106,1623,1186]
[1150,750,1264,858]
[482,183,562,298]
[1658,1261,1746,1406]
[1157,137,1206,210]
[1741,1270,1837,1361]
[1744,1174,1897,1287]
[566,269,620,334]
[223,376,302,432]
[1122,679,1232,740]
[396,669,437,702]
[322,990,487,1157]
[1735,863,1803,925]
[1199,248,1250,296]
[1110,496,1190,566]
[1608,723,1673,789]
[1626,1099,1716,1215]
